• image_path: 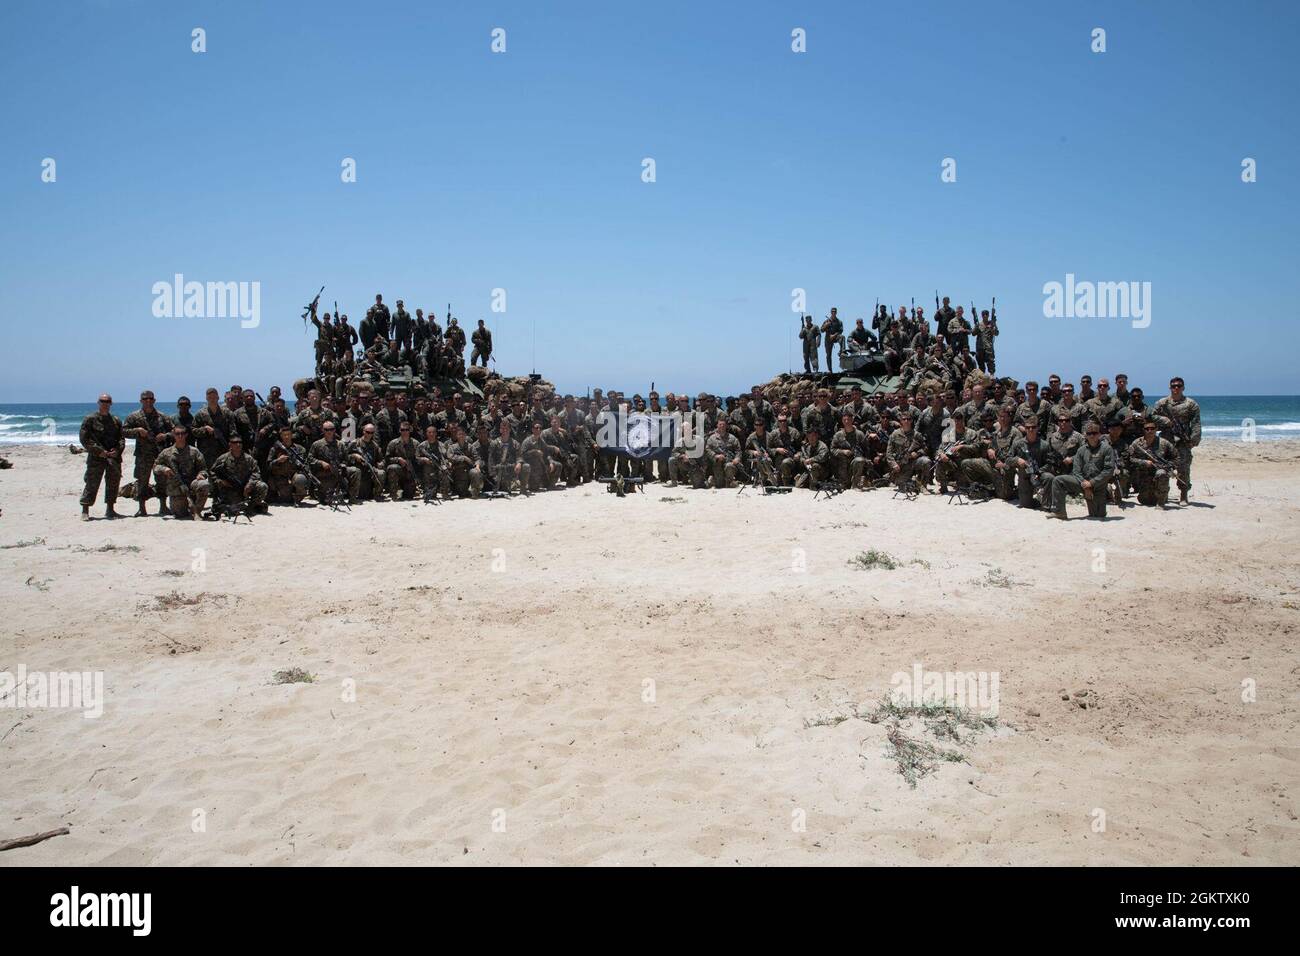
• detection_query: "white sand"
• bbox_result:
[1,440,1297,865]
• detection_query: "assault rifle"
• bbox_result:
[1130,439,1174,474]
[303,445,352,512]
[1023,452,1042,488]
[1162,412,1190,447]
[207,461,255,523]
[738,444,788,495]
[273,439,324,499]
[418,444,448,505]
[302,285,324,328]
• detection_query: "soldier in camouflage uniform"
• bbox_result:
[489,419,529,494]
[666,403,706,489]
[800,390,838,444]
[193,388,236,471]
[1046,421,1116,520]
[79,394,126,520]
[830,413,870,490]
[470,320,493,367]
[392,300,413,358]
[961,408,1018,500]
[152,425,210,519]
[521,421,559,490]
[367,294,391,342]
[541,415,580,486]
[309,421,360,503]
[122,390,174,516]
[933,411,985,494]
[384,422,422,500]
[821,307,844,370]
[1151,377,1201,504]
[744,419,779,486]
[1048,412,1083,479]
[209,435,269,514]
[1009,418,1051,508]
[974,310,998,375]
[444,424,484,498]
[266,425,311,505]
[702,417,741,489]
[1051,383,1085,433]
[1125,420,1176,507]
[885,412,932,491]
[799,315,820,373]
[414,425,447,498]
[348,423,387,500]
[1083,378,1122,429]
[782,427,831,489]
[1104,417,1132,504]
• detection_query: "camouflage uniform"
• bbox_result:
[961,426,1018,499]
[766,425,803,478]
[541,425,580,485]
[308,437,360,501]
[799,322,820,372]
[384,437,422,500]
[934,431,984,490]
[489,435,529,493]
[122,407,174,504]
[885,427,932,488]
[745,432,778,485]
[348,436,387,500]
[782,438,831,488]
[830,427,870,488]
[1009,434,1051,508]
[152,444,210,513]
[1125,436,1177,506]
[79,410,125,507]
[1083,395,1123,429]
[415,437,448,496]
[192,404,235,469]
[974,320,998,374]
[266,440,311,504]
[521,433,558,490]
[703,430,741,488]
[209,450,268,510]
[444,437,484,498]
[470,325,493,367]
[1151,395,1201,497]
[1047,430,1083,477]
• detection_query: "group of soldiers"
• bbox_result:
[77,372,1202,523]
[309,294,493,399]
[802,297,1000,387]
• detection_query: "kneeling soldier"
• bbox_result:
[267,425,311,505]
[1047,422,1115,520]
[1126,421,1176,507]
[782,427,831,489]
[489,420,529,494]
[385,423,422,500]
[704,418,741,489]
[152,425,210,520]
[209,435,268,515]
[445,424,484,498]
[886,412,931,490]
[1009,419,1050,508]
[309,421,361,503]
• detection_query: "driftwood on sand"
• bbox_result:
[0,826,70,852]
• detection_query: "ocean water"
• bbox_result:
[2,397,1299,443]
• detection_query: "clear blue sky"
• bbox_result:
[1,0,1295,401]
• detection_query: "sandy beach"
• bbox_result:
[1,440,1297,866]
